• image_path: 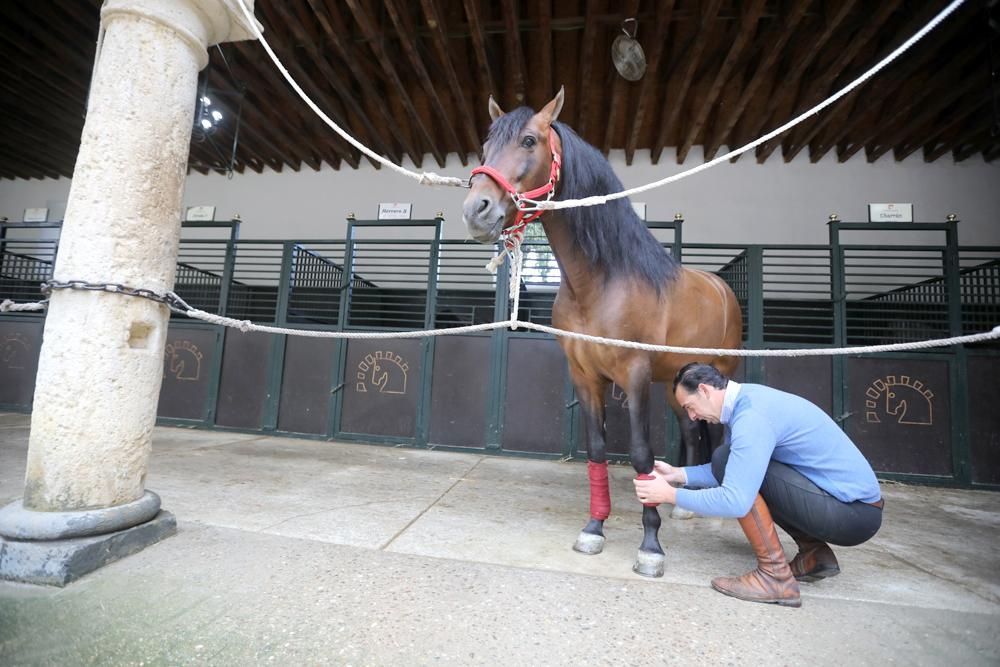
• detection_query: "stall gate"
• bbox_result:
[1,218,997,489]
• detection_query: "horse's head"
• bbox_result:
[462,87,565,244]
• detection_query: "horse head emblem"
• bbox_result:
[1,334,29,370]
[356,351,409,395]
[865,375,933,426]
[165,340,202,381]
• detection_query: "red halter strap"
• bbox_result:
[470,127,563,250]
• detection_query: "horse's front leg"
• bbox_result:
[626,364,665,578]
[571,373,610,556]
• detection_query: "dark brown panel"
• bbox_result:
[845,357,952,476]
[428,336,490,448]
[340,339,423,438]
[575,382,669,460]
[277,336,337,435]
[763,356,833,417]
[157,326,218,421]
[0,320,43,408]
[968,355,1000,485]
[502,337,566,454]
[215,330,273,429]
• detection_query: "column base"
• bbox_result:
[0,510,176,587]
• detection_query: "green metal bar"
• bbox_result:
[828,220,848,426]
[746,245,764,383]
[260,241,294,431]
[416,217,444,447]
[485,244,510,451]
[329,218,358,437]
[944,219,971,484]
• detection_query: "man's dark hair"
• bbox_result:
[673,362,729,394]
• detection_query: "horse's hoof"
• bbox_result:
[632,550,665,578]
[670,505,696,520]
[573,531,605,555]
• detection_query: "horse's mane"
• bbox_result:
[487,107,679,289]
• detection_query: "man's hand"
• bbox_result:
[653,460,687,487]
[634,472,676,506]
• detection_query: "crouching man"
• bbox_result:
[634,362,883,608]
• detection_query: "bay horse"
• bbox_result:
[461,88,742,577]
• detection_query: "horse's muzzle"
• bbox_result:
[462,193,505,243]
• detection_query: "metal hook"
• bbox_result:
[621,18,638,39]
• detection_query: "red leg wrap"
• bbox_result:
[587,460,611,520]
[636,473,658,507]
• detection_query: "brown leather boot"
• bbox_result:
[789,537,840,582]
[711,494,801,607]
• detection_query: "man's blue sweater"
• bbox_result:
[675,382,881,519]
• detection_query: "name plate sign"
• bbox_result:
[378,202,412,220]
[868,203,913,223]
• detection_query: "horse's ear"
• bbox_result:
[488,95,504,121]
[539,86,565,126]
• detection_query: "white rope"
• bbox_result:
[517,0,967,213]
[174,297,1000,357]
[234,0,964,211]
[0,299,46,313]
[5,292,997,356]
[232,0,465,188]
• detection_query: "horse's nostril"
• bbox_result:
[478,198,490,214]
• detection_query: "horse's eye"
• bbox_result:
[521,135,537,149]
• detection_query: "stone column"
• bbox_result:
[0,0,258,586]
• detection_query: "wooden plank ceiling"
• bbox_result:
[1,1,998,180]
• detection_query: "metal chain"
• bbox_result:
[41,280,191,313]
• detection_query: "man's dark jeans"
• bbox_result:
[711,443,882,546]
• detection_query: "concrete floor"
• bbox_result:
[1,411,998,666]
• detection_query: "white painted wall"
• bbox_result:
[2,148,998,245]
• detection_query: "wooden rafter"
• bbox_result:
[382,0,467,161]
[461,0,497,121]
[499,0,527,107]
[624,0,677,165]
[602,0,641,156]
[420,0,479,160]
[575,0,600,141]
[703,2,809,161]
[676,0,766,164]
[757,0,903,163]
[651,0,724,164]
[342,0,447,167]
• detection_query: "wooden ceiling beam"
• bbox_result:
[651,0,724,164]
[574,0,600,141]
[789,1,971,164]
[382,0,467,162]
[703,1,809,161]
[254,3,362,170]
[462,0,498,128]
[420,0,480,161]
[309,0,414,166]
[895,96,990,162]
[279,0,396,168]
[757,0,902,163]
[837,45,982,163]
[343,0,448,167]
[953,132,991,162]
[735,0,857,164]
[677,0,766,164]
[602,0,641,157]
[921,105,992,162]
[624,0,677,165]
[533,0,553,109]
[499,0,527,108]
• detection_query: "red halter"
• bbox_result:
[470,127,563,250]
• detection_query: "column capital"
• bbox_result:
[101,0,260,69]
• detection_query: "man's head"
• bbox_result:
[672,363,729,423]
